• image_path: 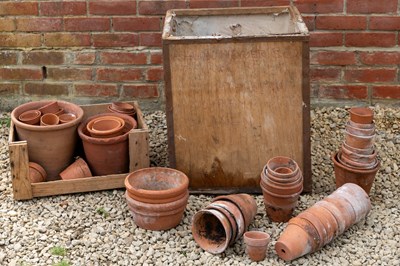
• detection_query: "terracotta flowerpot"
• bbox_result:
[349,107,373,124]
[111,102,135,113]
[59,158,92,180]
[58,113,76,124]
[314,200,346,236]
[212,194,257,229]
[297,211,328,248]
[206,203,238,245]
[18,110,41,125]
[348,120,374,129]
[125,167,189,204]
[340,146,377,165]
[28,162,47,183]
[243,231,270,262]
[288,217,321,250]
[261,187,301,222]
[337,151,378,170]
[306,205,338,245]
[108,104,136,116]
[261,165,303,188]
[344,131,375,149]
[40,113,59,126]
[78,113,136,176]
[346,122,374,136]
[126,191,189,212]
[342,142,373,156]
[323,197,356,230]
[38,101,60,114]
[332,152,380,194]
[87,115,126,138]
[260,176,303,195]
[265,156,300,182]
[11,100,84,180]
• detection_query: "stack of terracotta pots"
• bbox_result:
[124,167,189,231]
[78,113,137,176]
[275,183,371,261]
[260,156,303,222]
[191,194,257,254]
[332,107,380,194]
[108,102,136,117]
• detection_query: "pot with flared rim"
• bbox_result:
[108,105,136,116]
[125,190,189,213]
[38,101,60,114]
[40,113,59,126]
[206,205,237,245]
[261,166,303,187]
[266,156,300,179]
[111,102,136,112]
[262,165,301,184]
[127,189,188,204]
[58,113,76,124]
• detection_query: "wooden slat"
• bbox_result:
[133,101,149,130]
[170,6,292,17]
[31,174,127,198]
[129,131,150,172]
[9,142,32,200]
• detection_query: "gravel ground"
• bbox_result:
[0,106,399,266]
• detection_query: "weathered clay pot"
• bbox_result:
[261,165,303,188]
[59,158,92,180]
[314,200,346,236]
[297,210,328,248]
[342,142,373,155]
[349,107,373,124]
[19,110,41,125]
[78,113,136,176]
[348,120,374,129]
[323,196,356,230]
[111,102,135,113]
[11,100,84,180]
[261,186,301,222]
[40,113,59,126]
[332,152,380,194]
[306,205,338,245]
[28,162,47,183]
[205,203,238,245]
[288,217,321,250]
[340,146,377,165]
[337,151,378,170]
[58,113,76,124]
[87,115,126,138]
[108,105,136,116]
[344,131,375,149]
[38,101,60,114]
[243,231,270,262]
[346,122,374,136]
[125,167,189,204]
[266,156,300,182]
[261,177,303,195]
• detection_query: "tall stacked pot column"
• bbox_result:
[333,107,380,194]
[275,183,371,261]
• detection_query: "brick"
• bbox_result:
[140,33,162,47]
[0,51,18,65]
[65,18,110,32]
[97,68,143,82]
[370,17,400,30]
[100,52,147,65]
[0,2,38,15]
[0,19,15,32]
[44,33,91,47]
[347,0,397,14]
[0,83,20,95]
[138,1,186,15]
[22,51,65,65]
[372,86,400,99]
[241,0,290,7]
[189,0,239,8]
[47,67,92,81]
[24,83,69,96]
[92,33,139,47]
[316,16,366,30]
[150,51,163,64]
[360,52,400,65]
[0,34,41,47]
[122,84,158,98]
[0,67,42,80]
[310,51,356,66]
[89,1,136,15]
[293,0,343,13]
[16,18,62,32]
[40,1,87,16]
[310,32,343,47]
[310,68,341,82]
[73,52,96,65]
[113,17,161,31]
[319,85,368,99]
[302,15,315,31]
[146,68,163,81]
[346,33,396,47]
[344,68,397,83]
[75,84,118,97]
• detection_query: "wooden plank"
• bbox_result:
[129,131,150,171]
[31,174,127,198]
[133,101,149,130]
[9,142,32,200]
[171,6,293,17]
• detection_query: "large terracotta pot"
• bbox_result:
[78,113,136,176]
[11,100,84,180]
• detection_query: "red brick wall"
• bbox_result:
[0,0,399,110]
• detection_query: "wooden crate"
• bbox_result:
[162,6,312,193]
[9,101,150,200]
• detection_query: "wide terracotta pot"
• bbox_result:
[125,167,189,204]
[18,110,41,125]
[11,100,84,180]
[332,152,380,194]
[78,113,136,176]
[243,231,270,262]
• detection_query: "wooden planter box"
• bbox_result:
[9,101,149,200]
[162,6,311,193]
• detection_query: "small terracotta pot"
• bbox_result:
[261,187,301,222]
[28,162,47,183]
[345,122,374,136]
[38,101,60,114]
[243,231,270,262]
[266,156,300,182]
[349,107,373,124]
[59,158,92,180]
[19,110,41,125]
[125,167,189,204]
[206,204,238,245]
[87,115,125,138]
[332,152,380,194]
[212,194,257,229]
[58,113,76,124]
[111,102,135,112]
[344,131,375,149]
[191,208,233,254]
[340,145,377,165]
[40,113,59,126]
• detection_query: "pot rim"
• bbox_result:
[243,231,270,246]
[125,191,189,212]
[332,152,380,174]
[345,130,375,140]
[266,156,299,178]
[349,107,373,124]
